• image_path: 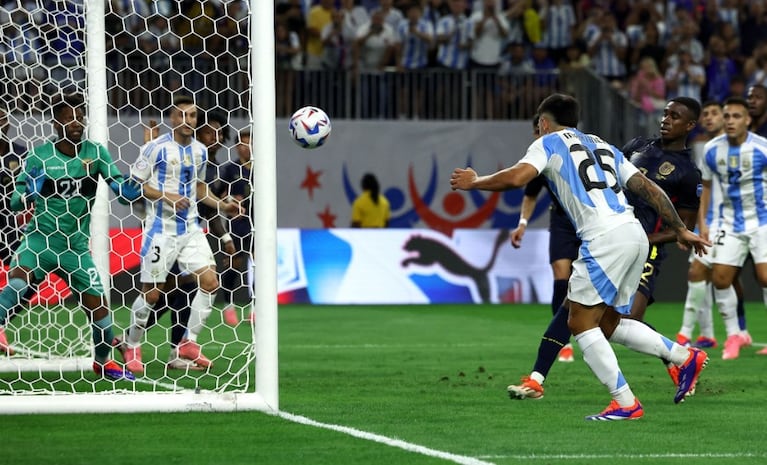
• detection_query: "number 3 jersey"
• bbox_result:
[131,133,208,236]
[520,128,640,241]
[12,140,122,248]
[701,132,767,233]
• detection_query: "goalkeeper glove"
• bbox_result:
[24,167,46,203]
[110,176,142,205]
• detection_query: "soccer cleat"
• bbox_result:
[676,333,691,347]
[114,336,144,374]
[223,305,238,326]
[722,334,745,360]
[585,399,643,421]
[0,327,14,355]
[756,346,767,355]
[667,364,679,386]
[558,344,574,362]
[178,338,213,369]
[674,348,708,403]
[693,336,718,348]
[740,331,753,346]
[167,348,205,371]
[93,360,136,381]
[507,376,544,400]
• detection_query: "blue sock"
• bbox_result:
[92,315,115,364]
[0,278,28,325]
[737,298,746,331]
[169,282,196,346]
[532,305,571,377]
[551,279,568,316]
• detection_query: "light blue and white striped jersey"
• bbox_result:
[701,132,767,233]
[520,128,640,241]
[396,18,434,69]
[130,132,208,236]
[588,30,627,77]
[436,14,472,69]
[541,3,576,49]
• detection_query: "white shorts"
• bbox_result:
[710,226,767,267]
[690,227,716,268]
[139,229,216,283]
[568,221,649,315]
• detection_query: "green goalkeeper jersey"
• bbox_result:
[11,140,123,249]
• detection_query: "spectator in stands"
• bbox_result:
[539,0,577,65]
[740,2,767,60]
[354,10,397,118]
[322,9,351,69]
[351,173,391,228]
[575,4,604,45]
[341,0,370,44]
[0,8,45,111]
[40,0,86,93]
[394,2,434,119]
[705,35,737,103]
[422,0,449,66]
[502,0,526,45]
[305,0,335,70]
[696,0,721,48]
[666,16,704,67]
[629,22,666,74]
[729,74,746,99]
[665,49,705,102]
[375,0,405,31]
[469,0,509,119]
[718,21,742,66]
[433,0,472,118]
[275,21,301,117]
[498,42,534,117]
[718,0,739,34]
[629,56,666,117]
[587,11,628,86]
[744,42,767,88]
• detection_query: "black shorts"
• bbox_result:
[548,209,580,264]
[636,244,666,305]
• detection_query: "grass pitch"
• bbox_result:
[3,302,767,465]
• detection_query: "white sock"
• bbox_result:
[714,286,741,336]
[530,371,545,385]
[697,282,715,338]
[609,318,690,365]
[126,295,153,347]
[680,280,707,337]
[575,327,635,407]
[187,290,215,342]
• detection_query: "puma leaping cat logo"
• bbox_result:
[401,230,509,303]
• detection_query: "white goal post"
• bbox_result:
[0,0,277,413]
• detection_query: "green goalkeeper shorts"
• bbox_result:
[11,234,105,296]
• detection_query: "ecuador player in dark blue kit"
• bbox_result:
[508,97,704,401]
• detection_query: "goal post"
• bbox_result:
[0,0,278,413]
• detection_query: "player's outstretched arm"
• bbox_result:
[510,194,537,248]
[450,163,538,192]
[626,171,711,255]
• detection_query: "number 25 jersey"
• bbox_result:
[520,128,640,241]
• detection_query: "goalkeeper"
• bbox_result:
[0,93,139,380]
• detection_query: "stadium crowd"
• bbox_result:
[0,0,766,118]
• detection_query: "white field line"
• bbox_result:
[478,452,767,461]
[277,410,496,465]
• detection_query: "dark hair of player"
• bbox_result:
[669,96,702,121]
[361,173,381,205]
[536,93,579,128]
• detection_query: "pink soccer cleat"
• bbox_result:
[722,334,746,360]
[223,305,238,326]
[0,327,14,355]
[178,338,213,369]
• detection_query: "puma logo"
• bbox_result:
[401,230,509,303]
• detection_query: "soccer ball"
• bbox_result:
[288,106,331,149]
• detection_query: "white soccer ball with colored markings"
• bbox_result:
[288,106,331,149]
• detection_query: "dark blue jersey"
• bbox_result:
[622,137,701,237]
[524,174,565,215]
[221,159,252,237]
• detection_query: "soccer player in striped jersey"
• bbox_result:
[0,93,140,380]
[118,95,241,374]
[451,93,710,420]
[700,96,767,360]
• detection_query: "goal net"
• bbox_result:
[0,0,277,413]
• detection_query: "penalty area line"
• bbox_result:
[277,411,495,465]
